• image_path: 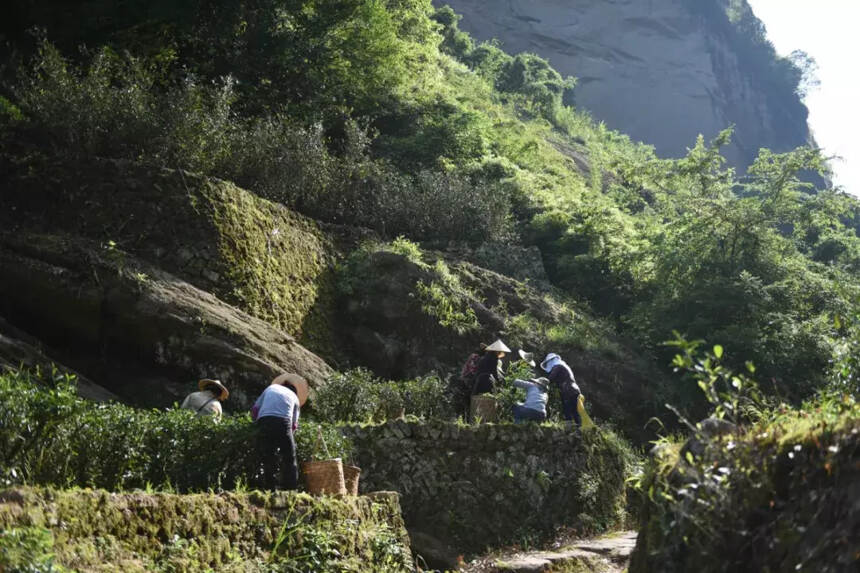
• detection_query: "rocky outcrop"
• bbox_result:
[437,0,812,169]
[0,232,332,408]
[0,316,119,402]
[1,154,340,355]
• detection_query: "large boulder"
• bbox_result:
[1,154,340,355]
[0,232,332,408]
[0,316,119,402]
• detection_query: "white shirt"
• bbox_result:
[253,384,300,427]
[180,390,223,421]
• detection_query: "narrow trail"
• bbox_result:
[464,531,638,573]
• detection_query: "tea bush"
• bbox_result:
[0,370,351,492]
[629,340,860,573]
[312,368,452,423]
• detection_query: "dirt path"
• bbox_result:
[463,531,638,573]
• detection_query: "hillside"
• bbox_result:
[2,0,857,412]
[437,0,814,170]
[0,1,859,570]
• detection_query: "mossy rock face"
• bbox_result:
[0,232,331,407]
[0,487,413,572]
[1,154,339,356]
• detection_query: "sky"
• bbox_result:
[746,0,860,195]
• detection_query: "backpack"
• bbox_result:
[460,353,481,384]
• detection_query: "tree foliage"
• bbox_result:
[2,0,859,414]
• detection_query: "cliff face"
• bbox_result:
[437,0,812,168]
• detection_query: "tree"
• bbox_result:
[788,50,820,98]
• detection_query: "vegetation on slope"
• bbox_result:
[2,0,859,421]
[629,340,859,573]
[4,1,856,567]
[0,370,351,492]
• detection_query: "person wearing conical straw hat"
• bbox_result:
[472,339,510,395]
[180,379,229,422]
[252,373,309,490]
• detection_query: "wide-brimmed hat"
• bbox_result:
[271,373,309,406]
[518,349,536,367]
[198,379,229,401]
[531,377,550,390]
[540,353,561,372]
[485,339,511,353]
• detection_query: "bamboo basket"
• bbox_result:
[342,464,361,495]
[301,428,347,495]
[470,394,500,423]
[302,458,346,495]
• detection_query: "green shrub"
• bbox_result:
[9,39,512,244]
[0,527,66,573]
[0,370,351,492]
[313,369,452,423]
[629,340,860,573]
[415,278,479,335]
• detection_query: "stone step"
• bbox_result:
[494,548,602,572]
[491,531,638,573]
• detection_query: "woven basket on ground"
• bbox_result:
[342,464,361,495]
[470,394,500,423]
[301,458,346,495]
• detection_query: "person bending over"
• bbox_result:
[253,373,308,490]
[540,353,582,430]
[512,377,549,423]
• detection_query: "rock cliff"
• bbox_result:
[437,0,813,169]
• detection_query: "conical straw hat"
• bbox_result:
[485,339,511,353]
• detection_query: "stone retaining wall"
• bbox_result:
[345,421,630,556]
[0,487,412,572]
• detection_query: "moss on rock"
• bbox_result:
[335,239,669,441]
[2,155,340,356]
[0,487,413,572]
[0,233,331,408]
[629,397,860,573]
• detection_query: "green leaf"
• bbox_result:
[713,345,723,359]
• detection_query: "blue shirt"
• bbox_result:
[254,384,300,426]
[514,379,548,413]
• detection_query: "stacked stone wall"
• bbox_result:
[345,421,629,554]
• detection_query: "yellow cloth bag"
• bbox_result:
[577,394,595,429]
